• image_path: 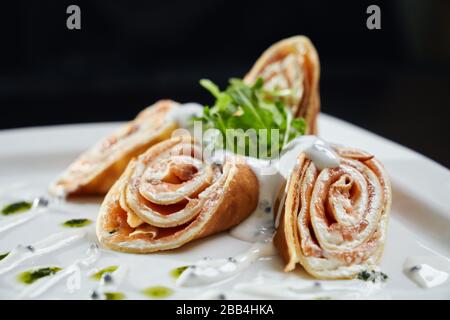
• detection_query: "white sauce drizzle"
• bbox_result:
[167,103,204,129]
[229,157,283,242]
[277,135,340,178]
[403,256,450,289]
[0,212,38,234]
[0,230,86,276]
[176,241,275,287]
[229,136,340,242]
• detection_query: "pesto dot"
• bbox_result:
[17,267,62,285]
[142,286,173,299]
[62,218,92,228]
[104,292,125,300]
[1,201,32,215]
[314,296,332,300]
[170,266,189,279]
[0,252,9,261]
[91,266,119,280]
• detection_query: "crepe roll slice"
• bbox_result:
[49,100,179,197]
[274,146,391,279]
[97,136,259,253]
[244,36,320,134]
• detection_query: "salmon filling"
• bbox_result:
[274,146,391,279]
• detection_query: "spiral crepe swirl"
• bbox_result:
[97,136,259,253]
[50,100,179,196]
[274,146,391,279]
[244,36,320,134]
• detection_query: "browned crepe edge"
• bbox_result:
[244,36,320,134]
[50,100,179,196]
[96,137,259,253]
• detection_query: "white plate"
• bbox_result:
[0,114,449,300]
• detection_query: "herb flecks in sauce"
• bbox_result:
[0,252,9,261]
[410,265,421,272]
[18,267,62,284]
[104,292,125,300]
[142,286,173,299]
[357,270,388,283]
[91,265,118,280]
[62,218,92,228]
[1,201,32,215]
[170,266,189,279]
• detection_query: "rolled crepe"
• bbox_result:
[97,136,259,253]
[274,146,391,279]
[244,36,320,134]
[49,100,179,196]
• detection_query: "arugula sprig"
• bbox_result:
[197,77,306,158]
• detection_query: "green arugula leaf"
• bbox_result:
[199,79,221,99]
[198,77,306,158]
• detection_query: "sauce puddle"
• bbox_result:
[403,255,450,289]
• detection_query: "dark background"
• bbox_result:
[0,0,449,167]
